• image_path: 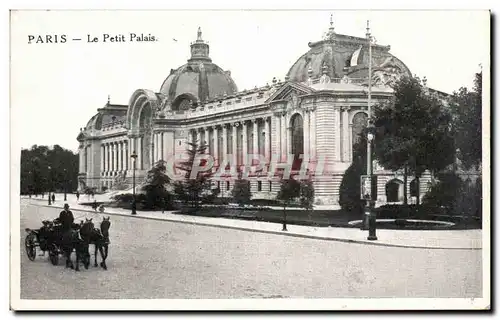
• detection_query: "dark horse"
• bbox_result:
[61,218,93,271]
[90,216,111,270]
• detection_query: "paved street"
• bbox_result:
[20,200,482,299]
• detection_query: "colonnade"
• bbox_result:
[100,140,129,175]
[187,116,272,167]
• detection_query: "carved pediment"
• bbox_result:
[265,82,315,104]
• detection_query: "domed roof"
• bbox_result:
[159,28,238,108]
[286,20,412,85]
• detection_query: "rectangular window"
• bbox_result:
[269,181,272,192]
[257,181,262,192]
[226,181,230,191]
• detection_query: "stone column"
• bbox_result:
[281,112,287,161]
[161,132,167,161]
[310,107,317,161]
[342,107,351,162]
[303,110,310,161]
[137,137,142,170]
[242,121,248,165]
[108,143,112,172]
[102,143,108,174]
[187,130,193,145]
[121,141,126,171]
[115,142,119,173]
[109,143,113,173]
[213,126,219,166]
[222,124,228,163]
[123,141,126,171]
[117,142,121,172]
[99,145,104,174]
[265,117,271,162]
[127,138,133,171]
[232,122,238,167]
[158,132,162,162]
[287,119,292,158]
[252,119,259,156]
[116,142,120,173]
[335,107,342,161]
[203,128,209,147]
[275,113,282,159]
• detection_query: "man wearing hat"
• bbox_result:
[57,203,75,233]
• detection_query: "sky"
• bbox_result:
[10,10,489,153]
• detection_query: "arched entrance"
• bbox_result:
[290,113,304,170]
[386,179,403,203]
[139,103,153,170]
[351,112,368,147]
[410,179,418,197]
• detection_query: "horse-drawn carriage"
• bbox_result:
[24,216,111,271]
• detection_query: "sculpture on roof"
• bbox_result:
[362,56,407,87]
[319,63,331,84]
[197,27,203,41]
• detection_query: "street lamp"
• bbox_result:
[365,20,377,241]
[131,150,138,215]
[48,166,52,205]
[366,120,377,241]
[63,168,67,201]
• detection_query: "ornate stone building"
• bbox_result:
[77,22,443,205]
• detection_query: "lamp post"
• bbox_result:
[365,20,377,241]
[366,121,377,241]
[131,150,138,215]
[63,168,67,201]
[48,166,52,205]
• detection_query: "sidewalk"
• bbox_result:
[23,194,482,250]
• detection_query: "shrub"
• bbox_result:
[422,172,482,221]
[231,179,252,206]
[339,140,366,216]
[422,172,462,210]
[299,179,315,211]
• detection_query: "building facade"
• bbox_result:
[77,22,442,205]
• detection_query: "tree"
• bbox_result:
[373,76,456,205]
[174,140,219,209]
[299,178,315,217]
[20,145,79,195]
[339,137,367,214]
[451,71,482,170]
[276,179,301,231]
[231,178,252,207]
[141,160,173,210]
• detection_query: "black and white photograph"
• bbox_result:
[9,8,490,311]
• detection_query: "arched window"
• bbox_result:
[171,93,197,111]
[351,112,368,147]
[290,114,304,170]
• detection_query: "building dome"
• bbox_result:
[159,28,238,110]
[286,20,412,86]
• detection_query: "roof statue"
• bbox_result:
[197,27,203,41]
[319,63,331,84]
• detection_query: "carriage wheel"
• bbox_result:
[48,244,59,266]
[25,233,36,261]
